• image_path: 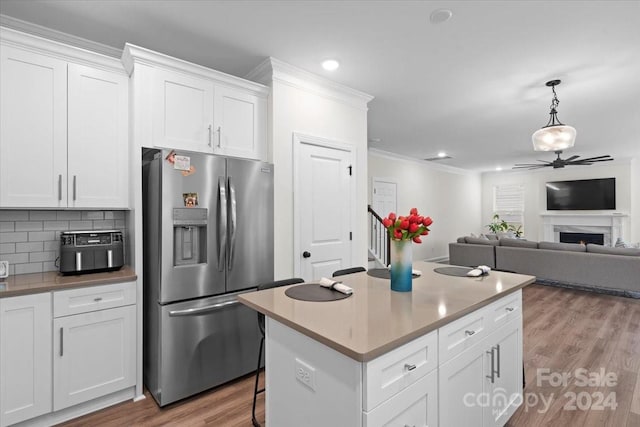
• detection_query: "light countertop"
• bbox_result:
[238,261,535,362]
[0,266,137,298]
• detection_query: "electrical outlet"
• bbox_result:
[295,357,316,391]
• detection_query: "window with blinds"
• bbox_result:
[493,184,524,231]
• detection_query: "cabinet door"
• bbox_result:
[0,293,52,426]
[485,318,523,427]
[53,304,136,411]
[363,369,438,427]
[152,68,214,152]
[439,342,488,427]
[0,46,67,207]
[68,64,129,208]
[213,86,265,159]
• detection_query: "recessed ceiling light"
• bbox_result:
[322,59,339,71]
[430,9,453,24]
[495,167,503,171]
[437,151,447,158]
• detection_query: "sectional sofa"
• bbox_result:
[449,236,640,298]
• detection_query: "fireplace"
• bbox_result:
[559,232,604,245]
[541,213,628,247]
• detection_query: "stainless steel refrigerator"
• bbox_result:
[142,149,273,406]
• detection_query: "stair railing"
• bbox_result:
[368,205,390,267]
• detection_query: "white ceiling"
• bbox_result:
[1,0,639,172]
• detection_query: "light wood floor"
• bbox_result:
[58,284,640,426]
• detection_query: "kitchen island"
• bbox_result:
[239,261,535,427]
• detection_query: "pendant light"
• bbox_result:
[531,80,577,151]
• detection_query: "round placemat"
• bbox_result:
[285,284,352,302]
[367,268,420,279]
[433,266,474,277]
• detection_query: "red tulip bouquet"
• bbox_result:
[382,208,433,243]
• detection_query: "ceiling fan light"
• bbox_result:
[532,124,576,151]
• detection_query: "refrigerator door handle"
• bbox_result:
[168,299,239,316]
[228,176,237,270]
[218,176,227,271]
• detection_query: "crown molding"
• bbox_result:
[246,57,374,111]
[1,25,125,73]
[368,148,478,176]
[0,14,122,58]
[122,43,269,96]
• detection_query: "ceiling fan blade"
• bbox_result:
[564,155,580,162]
[578,155,612,161]
[584,158,614,163]
[512,164,548,169]
[536,160,552,163]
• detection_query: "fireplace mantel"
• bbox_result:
[541,212,629,246]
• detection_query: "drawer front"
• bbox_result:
[364,330,437,411]
[363,369,438,427]
[438,305,490,363]
[487,289,522,331]
[53,281,136,317]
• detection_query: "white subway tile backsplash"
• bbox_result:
[1,209,129,277]
[29,211,57,220]
[69,220,93,229]
[0,243,15,254]
[2,253,29,264]
[43,220,70,231]
[15,221,43,232]
[0,211,29,221]
[0,232,28,243]
[56,211,82,220]
[0,222,14,232]
[16,242,44,253]
[30,251,56,262]
[93,220,115,230]
[82,211,104,220]
[15,263,43,274]
[43,261,57,272]
[43,240,59,251]
[28,231,55,242]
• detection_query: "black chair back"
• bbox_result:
[332,266,366,277]
[257,278,304,335]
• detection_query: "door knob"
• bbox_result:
[302,251,311,258]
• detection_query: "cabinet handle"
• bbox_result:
[404,363,416,371]
[217,126,221,148]
[486,347,495,383]
[94,297,103,302]
[58,174,62,201]
[506,307,515,312]
[208,125,212,147]
[465,329,476,336]
[60,327,64,357]
[496,344,501,378]
[73,175,77,201]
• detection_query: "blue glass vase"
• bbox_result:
[390,239,412,292]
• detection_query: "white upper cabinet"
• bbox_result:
[214,85,266,159]
[68,64,129,208]
[123,43,269,160]
[0,45,68,207]
[152,68,215,152]
[0,28,130,209]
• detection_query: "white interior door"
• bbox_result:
[295,135,354,281]
[372,178,397,218]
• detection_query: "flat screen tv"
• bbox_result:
[546,178,616,210]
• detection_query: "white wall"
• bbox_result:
[269,78,369,279]
[481,161,635,242]
[631,158,640,243]
[368,151,482,261]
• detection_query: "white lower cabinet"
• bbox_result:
[439,316,522,427]
[0,281,136,426]
[0,293,52,427]
[53,305,136,410]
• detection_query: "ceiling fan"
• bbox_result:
[513,151,614,170]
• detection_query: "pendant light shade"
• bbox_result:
[532,80,576,152]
